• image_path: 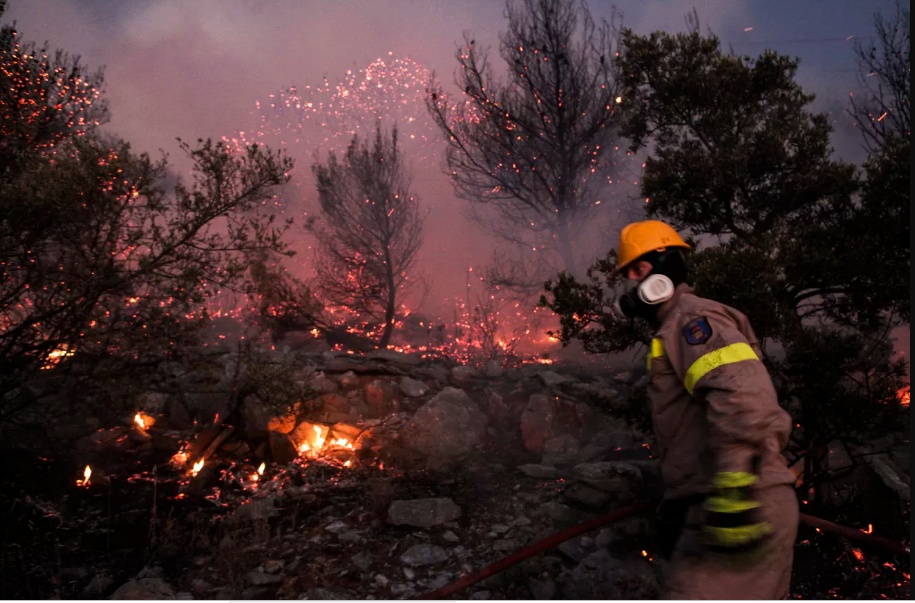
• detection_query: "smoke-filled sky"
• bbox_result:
[5,0,900,318]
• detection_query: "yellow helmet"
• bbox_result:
[616,220,690,271]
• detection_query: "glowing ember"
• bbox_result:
[42,346,74,369]
[251,461,266,482]
[134,412,154,430]
[76,465,91,487]
[170,450,189,469]
[190,459,205,476]
[851,548,865,563]
[861,523,873,534]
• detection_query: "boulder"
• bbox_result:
[400,388,487,463]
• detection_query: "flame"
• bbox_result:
[251,461,266,482]
[77,465,92,487]
[313,425,326,448]
[190,459,205,476]
[897,386,909,406]
[861,523,873,534]
[134,412,154,430]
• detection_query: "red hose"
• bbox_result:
[417,503,909,599]
[417,502,652,600]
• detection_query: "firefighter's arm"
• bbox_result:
[667,312,775,549]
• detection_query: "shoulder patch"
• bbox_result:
[682,316,713,345]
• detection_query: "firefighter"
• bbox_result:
[615,219,798,599]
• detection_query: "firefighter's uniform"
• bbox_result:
[648,282,798,599]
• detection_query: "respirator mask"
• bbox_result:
[616,250,687,323]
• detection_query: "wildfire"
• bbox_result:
[896,386,909,406]
[76,465,91,487]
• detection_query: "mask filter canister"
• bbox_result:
[637,274,675,305]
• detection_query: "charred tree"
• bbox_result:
[848,0,910,154]
[426,0,626,285]
[311,123,426,348]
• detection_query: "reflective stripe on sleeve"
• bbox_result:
[683,342,759,394]
[646,337,665,370]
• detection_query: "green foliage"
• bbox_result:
[543,25,910,505]
[539,251,648,354]
[0,19,294,436]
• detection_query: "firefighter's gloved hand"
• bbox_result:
[702,471,772,551]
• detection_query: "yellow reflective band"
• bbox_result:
[711,471,758,490]
[704,496,761,514]
[646,337,665,370]
[703,522,773,547]
[684,342,758,395]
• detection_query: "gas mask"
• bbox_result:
[615,250,687,323]
[617,274,675,321]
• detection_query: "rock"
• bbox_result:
[400,543,449,567]
[324,519,350,533]
[517,464,560,479]
[470,590,493,599]
[442,530,459,543]
[338,371,360,389]
[529,576,557,600]
[562,482,614,508]
[247,569,282,586]
[519,393,580,453]
[572,461,642,498]
[268,430,298,464]
[82,573,113,598]
[232,496,278,522]
[303,587,354,599]
[367,348,424,365]
[137,391,169,414]
[399,376,429,398]
[364,379,396,416]
[561,549,658,599]
[539,501,593,525]
[110,577,176,600]
[537,370,576,387]
[387,497,462,527]
[400,388,487,464]
[352,552,373,571]
[451,365,479,383]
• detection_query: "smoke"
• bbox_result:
[5,0,900,323]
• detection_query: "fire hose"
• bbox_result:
[418,501,909,600]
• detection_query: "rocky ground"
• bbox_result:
[0,342,909,599]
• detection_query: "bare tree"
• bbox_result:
[426,0,624,282]
[311,123,426,348]
[849,0,910,153]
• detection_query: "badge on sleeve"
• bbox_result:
[682,316,713,345]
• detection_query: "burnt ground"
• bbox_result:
[1,435,910,600]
